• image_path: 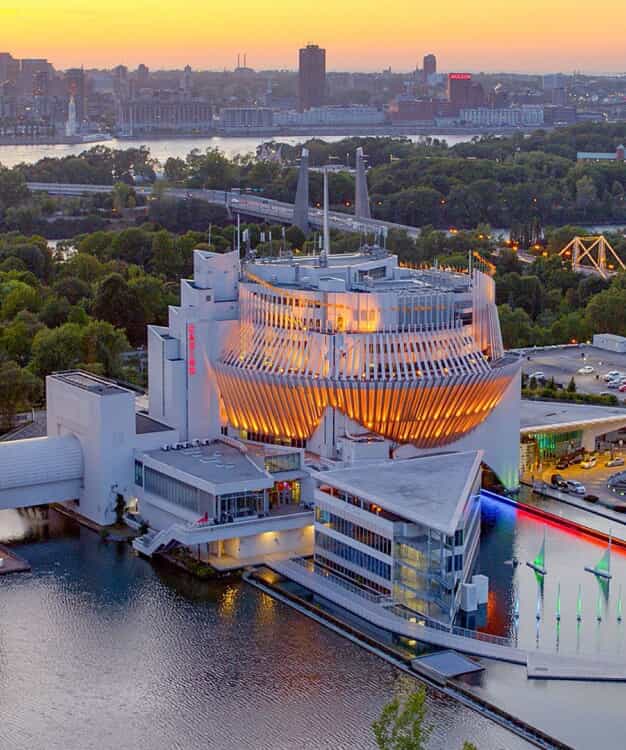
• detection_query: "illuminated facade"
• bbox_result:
[148,246,521,489]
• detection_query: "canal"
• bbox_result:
[0,508,530,750]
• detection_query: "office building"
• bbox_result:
[298,44,326,111]
[116,91,214,135]
[219,107,273,132]
[274,105,384,128]
[423,53,437,83]
[448,73,472,109]
[459,105,544,128]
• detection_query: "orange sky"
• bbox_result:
[3,0,626,73]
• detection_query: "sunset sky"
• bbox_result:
[2,0,626,73]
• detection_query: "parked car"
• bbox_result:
[581,456,597,469]
[569,453,583,464]
[528,371,545,381]
[551,474,568,490]
[584,494,600,503]
[555,457,569,469]
[565,479,586,495]
[578,365,595,375]
[604,371,621,381]
[608,380,621,389]
[619,385,626,393]
[607,457,625,468]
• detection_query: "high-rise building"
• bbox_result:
[298,44,326,112]
[181,65,192,96]
[135,64,150,89]
[448,72,473,113]
[0,52,19,84]
[423,53,436,82]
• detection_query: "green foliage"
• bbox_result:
[567,376,577,393]
[30,323,85,376]
[372,688,430,750]
[0,360,42,432]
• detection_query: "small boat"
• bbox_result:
[584,534,612,581]
[526,530,547,576]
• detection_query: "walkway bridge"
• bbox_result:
[0,435,83,511]
[133,509,313,557]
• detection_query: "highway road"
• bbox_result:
[27,182,421,239]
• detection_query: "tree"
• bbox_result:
[585,287,626,337]
[0,167,29,212]
[0,311,44,365]
[30,323,84,377]
[92,273,146,344]
[498,304,534,349]
[1,282,41,320]
[53,276,92,306]
[81,320,129,377]
[372,688,430,750]
[39,296,70,328]
[0,360,42,433]
[150,230,183,278]
[567,376,577,393]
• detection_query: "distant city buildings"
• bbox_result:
[298,44,326,111]
[460,105,544,128]
[0,46,615,141]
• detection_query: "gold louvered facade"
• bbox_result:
[214,272,517,449]
[214,364,517,448]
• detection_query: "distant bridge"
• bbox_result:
[27,182,421,239]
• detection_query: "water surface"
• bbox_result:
[0,509,529,750]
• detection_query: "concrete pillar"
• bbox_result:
[293,147,309,234]
[355,147,371,220]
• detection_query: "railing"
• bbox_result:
[289,556,514,648]
[291,556,390,604]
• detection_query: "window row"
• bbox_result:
[144,467,199,513]
[315,508,392,555]
[316,531,392,580]
[315,555,390,595]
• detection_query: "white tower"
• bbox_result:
[65,95,77,137]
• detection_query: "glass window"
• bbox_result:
[144,467,198,513]
[134,460,143,487]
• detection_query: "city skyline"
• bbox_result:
[3,0,626,74]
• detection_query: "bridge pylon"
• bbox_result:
[355,147,371,220]
[293,147,310,234]
[558,235,626,279]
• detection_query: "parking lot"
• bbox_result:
[521,344,626,399]
[524,449,626,512]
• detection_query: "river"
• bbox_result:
[0,134,474,169]
[0,508,530,750]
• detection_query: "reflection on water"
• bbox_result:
[0,509,530,750]
[478,495,626,657]
[0,134,476,168]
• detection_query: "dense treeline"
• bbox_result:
[0,219,350,430]
[2,127,626,424]
[3,123,626,233]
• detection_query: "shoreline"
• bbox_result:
[0,125,545,148]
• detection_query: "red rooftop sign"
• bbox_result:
[449,73,472,80]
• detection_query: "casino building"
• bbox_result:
[0,229,520,624]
